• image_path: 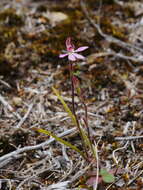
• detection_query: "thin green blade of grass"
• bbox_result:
[52,87,77,126]
[80,127,90,147]
[34,128,85,158]
[52,87,89,159]
[80,127,93,150]
[80,127,97,160]
[52,87,88,149]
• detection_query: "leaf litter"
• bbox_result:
[0,0,143,189]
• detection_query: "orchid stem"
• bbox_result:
[69,61,89,159]
[70,62,75,115]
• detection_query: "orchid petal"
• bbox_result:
[73,53,85,60]
[59,53,68,58]
[75,46,89,52]
[66,37,75,51]
[68,53,76,61]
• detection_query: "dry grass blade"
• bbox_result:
[34,128,85,159]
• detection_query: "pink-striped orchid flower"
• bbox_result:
[59,37,88,61]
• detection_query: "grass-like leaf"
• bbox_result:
[52,87,94,160]
[80,127,97,160]
[34,127,85,158]
[52,87,77,126]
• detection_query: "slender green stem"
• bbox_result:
[69,62,75,115]
[69,61,89,159]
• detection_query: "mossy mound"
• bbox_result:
[0,9,24,75]
[0,8,24,27]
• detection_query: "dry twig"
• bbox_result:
[14,103,33,128]
[115,135,143,141]
[127,169,143,186]
[80,0,143,62]
[112,141,129,165]
[0,94,21,120]
[0,127,76,168]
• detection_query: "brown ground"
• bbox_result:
[0,0,143,189]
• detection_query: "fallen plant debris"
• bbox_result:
[0,0,143,190]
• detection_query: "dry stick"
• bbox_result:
[16,166,62,190]
[60,145,73,181]
[80,0,143,54]
[127,169,143,186]
[0,179,12,190]
[46,181,70,190]
[0,94,21,120]
[87,51,143,64]
[87,52,143,69]
[0,127,76,168]
[0,155,23,168]
[16,175,35,190]
[70,162,92,183]
[112,142,129,165]
[0,79,11,89]
[93,141,99,190]
[15,103,33,128]
[110,51,143,63]
[16,167,68,190]
[115,135,143,141]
